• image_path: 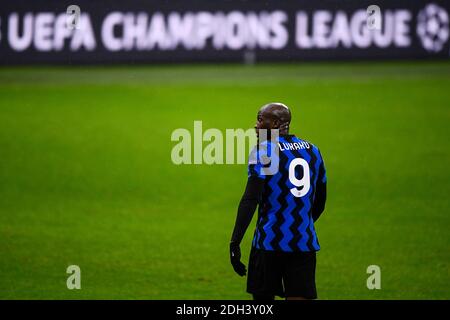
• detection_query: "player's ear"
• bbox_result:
[272,119,280,129]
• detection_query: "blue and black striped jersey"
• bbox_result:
[248,134,326,252]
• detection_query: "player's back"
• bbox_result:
[249,134,326,252]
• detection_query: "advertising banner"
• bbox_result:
[0,0,449,64]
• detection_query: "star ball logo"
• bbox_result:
[417,3,449,52]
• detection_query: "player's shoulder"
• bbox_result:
[248,142,276,166]
[290,135,320,151]
[290,135,324,160]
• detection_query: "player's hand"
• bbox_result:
[230,241,247,276]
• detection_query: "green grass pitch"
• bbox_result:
[0,61,449,299]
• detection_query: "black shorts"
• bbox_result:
[247,247,317,299]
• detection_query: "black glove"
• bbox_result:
[230,241,247,276]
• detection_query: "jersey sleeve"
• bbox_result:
[248,141,280,179]
[312,148,327,222]
[318,149,327,184]
[247,146,266,180]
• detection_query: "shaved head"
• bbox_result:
[259,102,291,124]
[255,102,292,136]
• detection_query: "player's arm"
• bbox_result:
[312,154,327,222]
[312,180,326,222]
[229,176,264,276]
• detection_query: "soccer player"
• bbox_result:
[229,103,327,300]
